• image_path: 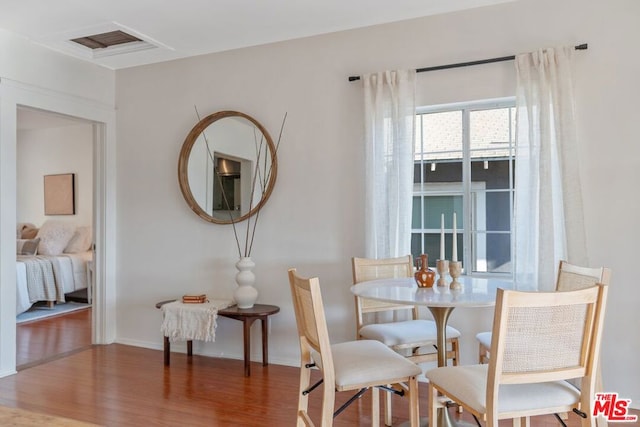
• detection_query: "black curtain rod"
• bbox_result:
[348,43,588,82]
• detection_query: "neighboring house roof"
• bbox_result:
[414,107,514,162]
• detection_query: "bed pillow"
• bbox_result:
[17,238,40,256]
[64,226,92,253]
[16,223,38,239]
[21,225,39,239]
[36,220,76,255]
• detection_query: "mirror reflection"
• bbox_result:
[178,111,277,224]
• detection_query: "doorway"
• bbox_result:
[0,78,116,377]
[15,107,94,369]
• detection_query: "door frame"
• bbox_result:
[0,77,116,377]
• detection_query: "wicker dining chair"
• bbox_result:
[352,255,462,425]
[476,260,611,363]
[427,284,609,427]
[289,268,421,427]
[352,256,461,366]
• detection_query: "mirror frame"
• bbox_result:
[178,110,278,224]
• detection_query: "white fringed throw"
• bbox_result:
[161,299,233,342]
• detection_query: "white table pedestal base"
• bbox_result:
[398,407,478,427]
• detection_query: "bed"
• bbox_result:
[16,221,93,315]
[16,252,92,315]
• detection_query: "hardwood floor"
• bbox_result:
[5,315,636,426]
[16,306,92,369]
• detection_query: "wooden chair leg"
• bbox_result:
[384,387,392,426]
[298,410,315,427]
[452,338,460,366]
[408,377,419,427]
[320,377,335,426]
[428,382,439,427]
[512,417,530,427]
[371,387,380,427]
[297,360,311,427]
[449,338,463,413]
[595,363,608,427]
[478,342,490,364]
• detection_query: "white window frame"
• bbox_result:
[414,97,515,277]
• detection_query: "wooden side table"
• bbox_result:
[218,304,280,376]
[156,301,280,376]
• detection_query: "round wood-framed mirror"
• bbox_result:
[178,111,278,224]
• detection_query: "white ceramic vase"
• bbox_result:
[234,256,258,309]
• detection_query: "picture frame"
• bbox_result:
[44,173,76,215]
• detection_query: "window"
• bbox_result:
[412,99,515,275]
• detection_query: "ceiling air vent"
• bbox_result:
[63,25,160,59]
[70,30,142,50]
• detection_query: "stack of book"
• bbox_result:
[182,294,208,304]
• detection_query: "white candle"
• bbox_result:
[440,214,445,260]
[452,213,458,262]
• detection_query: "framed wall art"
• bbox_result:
[44,173,75,215]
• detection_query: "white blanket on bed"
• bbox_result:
[161,299,233,342]
[17,255,65,303]
[16,263,31,314]
[16,251,93,314]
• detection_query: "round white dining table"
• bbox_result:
[351,275,513,427]
[350,275,513,367]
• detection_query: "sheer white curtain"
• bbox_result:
[363,70,416,258]
[514,47,588,290]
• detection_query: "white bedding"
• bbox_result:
[16,262,31,315]
[16,251,92,315]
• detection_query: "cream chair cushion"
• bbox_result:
[426,364,581,414]
[475,331,491,350]
[360,319,461,346]
[312,340,422,389]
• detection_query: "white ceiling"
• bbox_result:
[0,0,514,70]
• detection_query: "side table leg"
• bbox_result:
[187,340,193,358]
[164,336,170,366]
[261,317,269,366]
[243,319,252,376]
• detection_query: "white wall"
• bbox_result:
[17,124,94,227]
[0,28,116,376]
[115,0,639,405]
[0,29,114,105]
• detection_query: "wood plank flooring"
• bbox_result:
[16,306,92,369]
[5,313,635,426]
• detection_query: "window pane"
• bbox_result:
[470,108,513,149]
[411,233,423,262]
[471,190,511,233]
[471,232,511,273]
[415,111,462,159]
[411,195,462,261]
[470,159,511,189]
[411,233,440,267]
[412,196,421,229]
[424,196,461,228]
[411,233,457,267]
[415,159,463,184]
[411,195,462,230]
